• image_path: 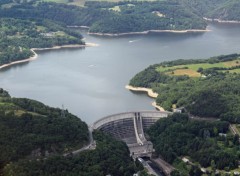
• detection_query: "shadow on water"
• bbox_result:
[35,47,86,55]
[0,61,30,72]
[0,47,86,72]
[128,90,155,98]
[86,30,205,41]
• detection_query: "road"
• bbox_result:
[229,124,240,135]
[63,127,96,157]
[189,113,220,121]
[138,158,159,176]
[151,157,174,176]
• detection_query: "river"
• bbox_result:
[0,22,240,124]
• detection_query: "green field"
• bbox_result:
[156,59,240,77]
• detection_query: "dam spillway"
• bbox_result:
[92,111,172,158]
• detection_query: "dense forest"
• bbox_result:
[130,54,240,123]
[148,113,240,175]
[3,131,144,176]
[0,88,89,174]
[0,0,207,33]
[0,0,239,36]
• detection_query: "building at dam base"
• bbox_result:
[92,111,171,159]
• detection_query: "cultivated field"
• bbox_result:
[156,59,240,77]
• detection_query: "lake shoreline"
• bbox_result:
[32,43,98,51]
[0,49,38,70]
[67,25,90,29]
[0,43,98,70]
[68,25,210,36]
[88,29,210,36]
[204,17,240,24]
[125,85,165,111]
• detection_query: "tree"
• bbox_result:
[211,160,216,173]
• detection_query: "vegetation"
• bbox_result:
[148,113,240,175]
[207,0,240,21]
[87,1,207,33]
[41,0,240,22]
[3,131,143,176]
[0,88,89,174]
[0,89,143,175]
[129,54,240,122]
[0,0,208,33]
[0,17,84,66]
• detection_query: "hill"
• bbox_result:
[3,131,143,176]
[0,89,145,175]
[129,54,240,123]
[208,0,240,22]
[0,88,89,174]
[39,0,240,22]
[0,0,207,34]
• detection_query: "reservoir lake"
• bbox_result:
[0,23,240,124]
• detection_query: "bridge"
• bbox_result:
[91,111,172,159]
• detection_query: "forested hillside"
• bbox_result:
[129,54,240,122]
[0,88,89,174]
[0,0,207,33]
[208,0,240,21]
[0,90,143,176]
[0,18,84,66]
[148,113,239,175]
[2,131,143,176]
[180,0,240,21]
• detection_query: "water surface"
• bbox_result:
[1,23,240,124]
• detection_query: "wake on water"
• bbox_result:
[129,39,142,43]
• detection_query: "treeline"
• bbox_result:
[129,54,240,123]
[0,0,207,33]
[158,53,240,67]
[0,89,89,173]
[3,131,143,176]
[148,113,239,174]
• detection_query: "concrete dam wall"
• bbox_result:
[92,111,172,158]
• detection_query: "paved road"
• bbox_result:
[138,158,159,176]
[189,113,219,121]
[152,157,174,176]
[63,127,96,157]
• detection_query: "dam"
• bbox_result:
[91,111,172,159]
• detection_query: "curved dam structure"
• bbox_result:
[92,111,172,159]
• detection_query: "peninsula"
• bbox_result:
[128,53,240,122]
